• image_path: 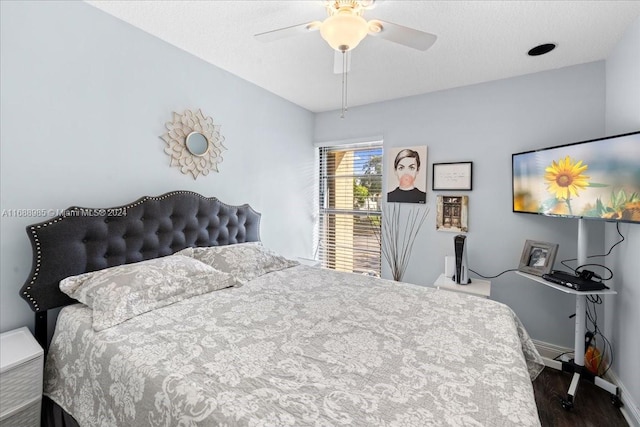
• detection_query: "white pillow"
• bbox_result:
[60,255,237,331]
[177,243,299,283]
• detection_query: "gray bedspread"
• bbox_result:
[44,265,544,426]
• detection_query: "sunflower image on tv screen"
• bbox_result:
[544,155,591,215]
[512,132,640,223]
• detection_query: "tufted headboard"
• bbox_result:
[19,191,261,347]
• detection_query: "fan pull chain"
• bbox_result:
[340,47,348,118]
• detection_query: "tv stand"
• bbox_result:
[558,360,622,409]
[516,218,621,410]
[516,218,622,410]
[516,271,620,409]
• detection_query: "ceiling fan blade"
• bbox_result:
[368,19,437,51]
[254,21,320,43]
[333,50,352,74]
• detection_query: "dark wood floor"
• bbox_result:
[533,367,628,427]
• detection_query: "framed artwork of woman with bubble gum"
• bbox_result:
[386,146,427,204]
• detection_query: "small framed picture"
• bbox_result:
[518,240,559,276]
[432,162,473,191]
[436,195,468,232]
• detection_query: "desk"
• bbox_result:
[516,271,621,409]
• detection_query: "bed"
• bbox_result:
[20,191,544,426]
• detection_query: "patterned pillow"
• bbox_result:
[177,243,299,283]
[59,255,237,331]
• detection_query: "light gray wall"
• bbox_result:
[605,16,640,422]
[0,1,315,333]
[315,62,607,348]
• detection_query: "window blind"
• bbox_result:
[318,142,382,276]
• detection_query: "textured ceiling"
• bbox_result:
[86,1,640,113]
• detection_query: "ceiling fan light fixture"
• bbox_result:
[320,10,369,51]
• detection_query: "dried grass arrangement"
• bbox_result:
[380,203,430,282]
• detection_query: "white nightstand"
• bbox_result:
[0,327,44,427]
[434,273,491,298]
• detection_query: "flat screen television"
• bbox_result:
[512,131,640,224]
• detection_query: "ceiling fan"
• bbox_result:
[254,0,437,53]
[255,0,437,117]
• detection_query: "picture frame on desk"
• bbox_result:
[518,239,558,276]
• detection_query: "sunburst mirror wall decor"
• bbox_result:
[161,109,226,179]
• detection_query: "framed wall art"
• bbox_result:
[436,195,468,232]
[160,109,226,179]
[432,162,473,191]
[386,145,428,204]
[517,240,559,276]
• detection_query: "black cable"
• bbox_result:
[575,263,613,281]
[469,268,519,279]
[560,223,625,276]
[584,293,614,376]
[599,333,614,376]
[474,223,624,281]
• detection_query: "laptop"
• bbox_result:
[541,270,608,291]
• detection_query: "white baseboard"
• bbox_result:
[605,369,640,427]
[533,339,640,427]
[532,339,573,366]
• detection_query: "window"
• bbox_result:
[317,141,383,276]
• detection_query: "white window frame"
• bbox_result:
[315,138,383,276]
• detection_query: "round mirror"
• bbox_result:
[185,132,210,156]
